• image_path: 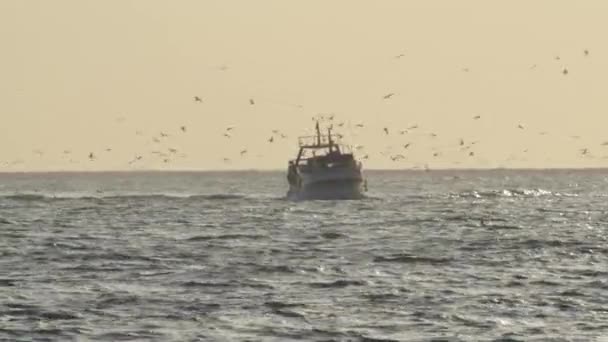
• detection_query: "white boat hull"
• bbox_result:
[287,169,364,200]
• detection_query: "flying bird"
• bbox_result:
[394,53,405,59]
[88,152,95,160]
[469,151,475,156]
[355,124,364,128]
[518,124,525,129]
[403,143,411,149]
[390,154,405,161]
[408,125,418,130]
[249,99,255,105]
[383,127,389,135]
[473,115,481,120]
[128,156,142,164]
[268,136,274,143]
[194,96,203,102]
[584,49,589,56]
[223,133,231,138]
[580,148,589,155]
[460,138,465,146]
[240,149,248,156]
[160,132,169,137]
[180,126,187,133]
[562,68,568,75]
[383,93,395,99]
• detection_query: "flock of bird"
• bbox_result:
[3,48,604,169]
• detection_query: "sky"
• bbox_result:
[2,0,608,171]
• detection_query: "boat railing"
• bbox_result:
[298,134,342,147]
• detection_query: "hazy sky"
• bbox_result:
[2,1,608,171]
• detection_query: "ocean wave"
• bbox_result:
[374,253,452,265]
[449,188,573,199]
[0,192,249,201]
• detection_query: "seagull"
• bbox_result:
[105,148,112,152]
[394,53,405,59]
[584,49,589,56]
[160,132,169,137]
[390,154,405,161]
[530,64,537,70]
[562,68,568,75]
[280,134,287,139]
[268,136,274,143]
[88,152,95,160]
[473,115,481,120]
[361,154,369,159]
[399,130,408,135]
[128,156,142,164]
[408,125,418,130]
[433,152,440,157]
[403,143,411,149]
[461,68,470,72]
[180,126,186,133]
[383,127,389,135]
[249,99,255,105]
[429,133,437,137]
[355,124,364,128]
[223,158,230,163]
[383,93,395,99]
[223,133,231,138]
[226,126,235,132]
[337,122,344,127]
[240,149,247,156]
[460,138,465,146]
[580,148,589,155]
[168,148,178,154]
[601,142,608,146]
[194,96,203,102]
[469,151,475,156]
[152,137,161,143]
[518,124,525,129]
[555,56,561,61]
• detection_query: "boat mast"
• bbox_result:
[315,121,321,146]
[327,126,333,153]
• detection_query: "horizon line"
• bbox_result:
[1,166,608,174]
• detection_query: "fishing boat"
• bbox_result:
[286,122,366,200]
